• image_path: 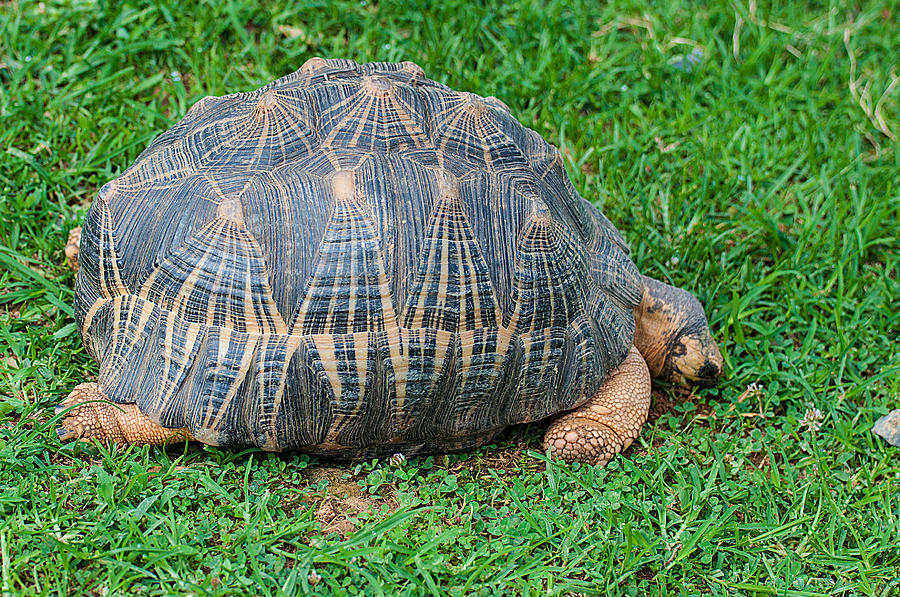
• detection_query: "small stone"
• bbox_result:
[670,47,704,72]
[873,410,900,447]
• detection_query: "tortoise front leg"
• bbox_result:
[634,275,723,387]
[543,346,651,465]
[57,383,193,445]
[65,227,81,272]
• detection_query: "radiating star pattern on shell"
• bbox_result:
[73,58,643,457]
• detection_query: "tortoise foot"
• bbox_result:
[65,227,82,272]
[56,382,192,445]
[543,346,650,466]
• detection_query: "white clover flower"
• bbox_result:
[308,570,322,586]
[746,382,764,397]
[799,408,823,432]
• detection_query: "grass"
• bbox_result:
[1,0,899,594]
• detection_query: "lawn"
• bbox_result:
[1,0,899,594]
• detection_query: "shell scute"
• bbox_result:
[401,177,500,333]
[310,77,431,153]
[291,170,397,336]
[503,327,568,424]
[137,203,286,335]
[425,88,530,172]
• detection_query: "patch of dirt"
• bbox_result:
[304,466,398,539]
[648,385,704,425]
[449,443,524,471]
[314,498,359,539]
[636,566,655,581]
[649,382,734,435]
[444,431,546,480]
[630,385,724,460]
[748,451,769,471]
[647,387,678,425]
[1,302,22,318]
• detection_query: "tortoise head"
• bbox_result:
[663,320,724,388]
[634,275,724,388]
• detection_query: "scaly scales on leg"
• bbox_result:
[543,346,650,465]
[57,383,193,445]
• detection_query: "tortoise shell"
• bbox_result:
[74,58,643,456]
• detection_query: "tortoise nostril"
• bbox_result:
[696,360,721,384]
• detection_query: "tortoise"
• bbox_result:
[59,58,723,465]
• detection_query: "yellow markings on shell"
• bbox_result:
[81,296,109,346]
[199,326,260,433]
[96,195,129,298]
[321,76,427,150]
[293,169,399,336]
[312,333,342,443]
[156,309,204,407]
[258,334,303,451]
[385,325,406,416]
[102,296,154,381]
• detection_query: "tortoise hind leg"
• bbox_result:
[634,275,723,387]
[543,346,651,465]
[56,383,193,445]
[65,227,81,272]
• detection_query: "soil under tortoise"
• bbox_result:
[59,58,723,466]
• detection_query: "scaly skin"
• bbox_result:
[57,383,193,445]
[633,275,723,387]
[543,346,650,465]
[65,227,82,272]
